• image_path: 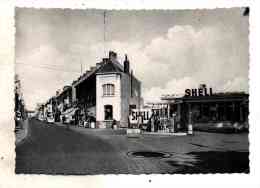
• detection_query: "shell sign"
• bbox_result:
[185,87,213,97]
[129,109,152,124]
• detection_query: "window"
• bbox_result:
[129,105,136,114]
[103,84,115,96]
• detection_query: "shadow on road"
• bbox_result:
[165,151,249,174]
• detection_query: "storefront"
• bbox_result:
[162,92,249,132]
[129,103,174,133]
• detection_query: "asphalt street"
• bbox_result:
[16,118,249,174]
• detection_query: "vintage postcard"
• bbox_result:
[14,7,250,175]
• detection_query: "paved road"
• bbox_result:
[16,118,249,174]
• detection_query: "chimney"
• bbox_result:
[102,58,109,63]
[199,84,207,89]
[124,54,130,73]
[109,51,117,62]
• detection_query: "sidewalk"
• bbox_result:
[15,119,29,146]
[70,125,127,135]
[53,121,127,135]
[53,122,189,137]
[142,131,187,136]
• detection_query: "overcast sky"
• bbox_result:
[15,8,249,110]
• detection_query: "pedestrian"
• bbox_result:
[62,115,65,124]
[128,116,131,129]
[170,113,175,133]
[154,115,159,132]
[149,114,155,132]
[137,115,142,129]
[74,109,79,126]
[112,119,117,129]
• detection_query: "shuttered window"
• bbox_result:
[103,84,115,96]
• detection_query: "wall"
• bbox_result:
[75,75,96,107]
[86,106,96,117]
[120,73,143,128]
[96,73,121,128]
[72,86,76,103]
[120,73,130,127]
[130,75,143,109]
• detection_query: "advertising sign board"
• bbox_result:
[129,108,152,124]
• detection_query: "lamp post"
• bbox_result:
[188,111,193,135]
[170,113,176,133]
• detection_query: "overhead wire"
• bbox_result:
[16,62,81,73]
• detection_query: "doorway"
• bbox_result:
[104,105,113,120]
[104,105,113,128]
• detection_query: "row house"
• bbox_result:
[44,51,143,128]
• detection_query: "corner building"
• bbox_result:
[71,51,142,128]
[96,52,142,128]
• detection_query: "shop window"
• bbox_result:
[191,104,200,122]
[226,103,233,121]
[103,84,115,96]
[129,105,136,114]
[104,105,113,120]
[196,104,211,122]
[218,104,224,121]
[209,105,218,121]
[234,103,240,122]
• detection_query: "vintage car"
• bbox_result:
[15,111,22,121]
[61,107,78,124]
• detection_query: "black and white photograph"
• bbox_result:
[14,7,249,175]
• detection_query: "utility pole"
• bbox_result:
[104,10,106,57]
[80,58,82,75]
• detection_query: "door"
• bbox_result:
[104,105,113,127]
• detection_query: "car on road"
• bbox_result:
[15,111,22,121]
[47,116,55,123]
[44,111,54,124]
[61,107,78,124]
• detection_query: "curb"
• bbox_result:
[141,132,187,136]
[15,119,30,146]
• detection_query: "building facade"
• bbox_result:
[15,74,26,120]
[41,51,142,128]
[161,87,249,132]
[95,53,142,128]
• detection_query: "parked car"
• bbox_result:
[38,114,44,121]
[47,116,55,123]
[62,107,78,124]
[46,112,54,123]
[15,111,22,121]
